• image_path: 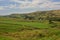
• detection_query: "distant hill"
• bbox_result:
[1,10,60,21]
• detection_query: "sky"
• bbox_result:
[0,0,60,15]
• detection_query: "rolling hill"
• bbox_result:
[2,10,60,19]
[0,10,60,40]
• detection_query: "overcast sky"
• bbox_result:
[0,0,60,15]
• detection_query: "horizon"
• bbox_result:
[0,9,60,16]
[0,0,60,15]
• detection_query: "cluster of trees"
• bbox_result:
[23,15,44,21]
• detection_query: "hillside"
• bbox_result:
[2,10,59,19]
[0,10,60,40]
[0,10,59,22]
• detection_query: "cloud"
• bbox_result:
[43,2,60,9]
[0,0,60,10]
[10,0,32,3]
[0,6,5,10]
[8,4,17,9]
[18,0,60,10]
[16,0,49,9]
[0,4,17,10]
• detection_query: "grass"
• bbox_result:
[0,36,14,40]
[0,18,50,32]
[0,17,60,40]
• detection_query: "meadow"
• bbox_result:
[0,17,60,40]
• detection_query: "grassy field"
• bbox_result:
[0,17,60,40]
